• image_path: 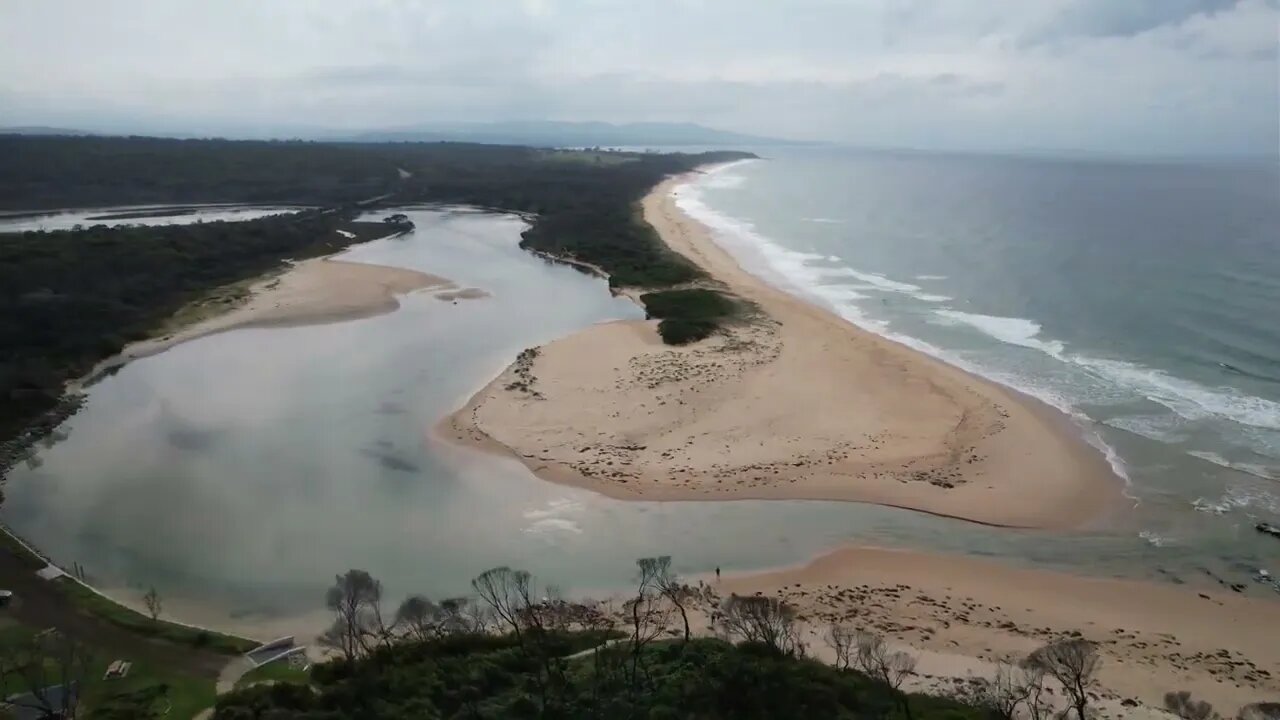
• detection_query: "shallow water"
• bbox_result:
[2,204,1276,630]
[679,150,1280,580]
[0,204,306,232]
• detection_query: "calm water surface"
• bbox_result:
[3,200,1276,628]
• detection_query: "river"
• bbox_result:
[2,205,1272,636]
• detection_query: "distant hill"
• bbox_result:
[0,126,92,136]
[1,121,807,147]
[348,121,807,148]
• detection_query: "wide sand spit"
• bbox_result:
[444,170,1126,530]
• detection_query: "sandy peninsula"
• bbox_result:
[717,546,1280,711]
[79,257,457,385]
[444,171,1124,529]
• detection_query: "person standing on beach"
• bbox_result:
[715,566,721,581]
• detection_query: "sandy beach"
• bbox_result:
[718,546,1280,711]
[444,171,1125,529]
[77,257,460,386]
[435,168,1280,710]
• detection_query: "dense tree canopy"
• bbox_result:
[0,136,752,483]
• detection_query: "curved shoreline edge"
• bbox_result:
[74,256,458,390]
[438,173,1280,707]
[442,167,1127,531]
[719,545,1280,710]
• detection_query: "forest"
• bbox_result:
[0,135,752,480]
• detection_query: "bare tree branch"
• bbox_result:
[1027,638,1100,720]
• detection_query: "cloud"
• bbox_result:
[1025,0,1245,44]
[0,0,1274,156]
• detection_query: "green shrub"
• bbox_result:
[642,289,741,345]
[658,318,719,345]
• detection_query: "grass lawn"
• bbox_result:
[2,526,256,657]
[0,527,48,571]
[56,579,256,655]
[0,622,216,719]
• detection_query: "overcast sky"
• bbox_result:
[2,0,1276,156]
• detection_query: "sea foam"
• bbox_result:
[1069,356,1280,432]
[933,310,1066,357]
[929,309,1280,435]
[1188,450,1279,481]
[671,164,1131,485]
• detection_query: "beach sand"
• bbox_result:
[444,172,1125,530]
[78,257,457,385]
[436,168,1280,710]
[717,546,1280,710]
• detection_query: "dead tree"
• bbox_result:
[440,596,489,634]
[471,567,532,647]
[638,556,693,644]
[142,586,162,622]
[855,631,917,720]
[971,658,1050,720]
[1027,638,1100,720]
[717,594,803,656]
[395,594,443,641]
[471,567,569,713]
[823,623,857,670]
[627,558,676,692]
[321,569,389,661]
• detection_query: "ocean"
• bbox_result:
[678,148,1280,567]
[4,156,1279,628]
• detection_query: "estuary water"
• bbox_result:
[2,192,1276,630]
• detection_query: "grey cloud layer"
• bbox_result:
[1,0,1275,155]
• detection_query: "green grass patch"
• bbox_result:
[56,579,257,655]
[234,659,311,690]
[0,623,216,720]
[640,288,742,345]
[0,527,49,571]
[90,662,217,720]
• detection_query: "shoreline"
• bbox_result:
[720,545,1280,709]
[442,168,1127,530]
[75,256,458,389]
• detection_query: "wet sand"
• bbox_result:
[444,171,1125,529]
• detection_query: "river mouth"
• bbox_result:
[1,207,1272,638]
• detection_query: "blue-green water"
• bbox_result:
[679,149,1280,573]
[2,182,1277,628]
